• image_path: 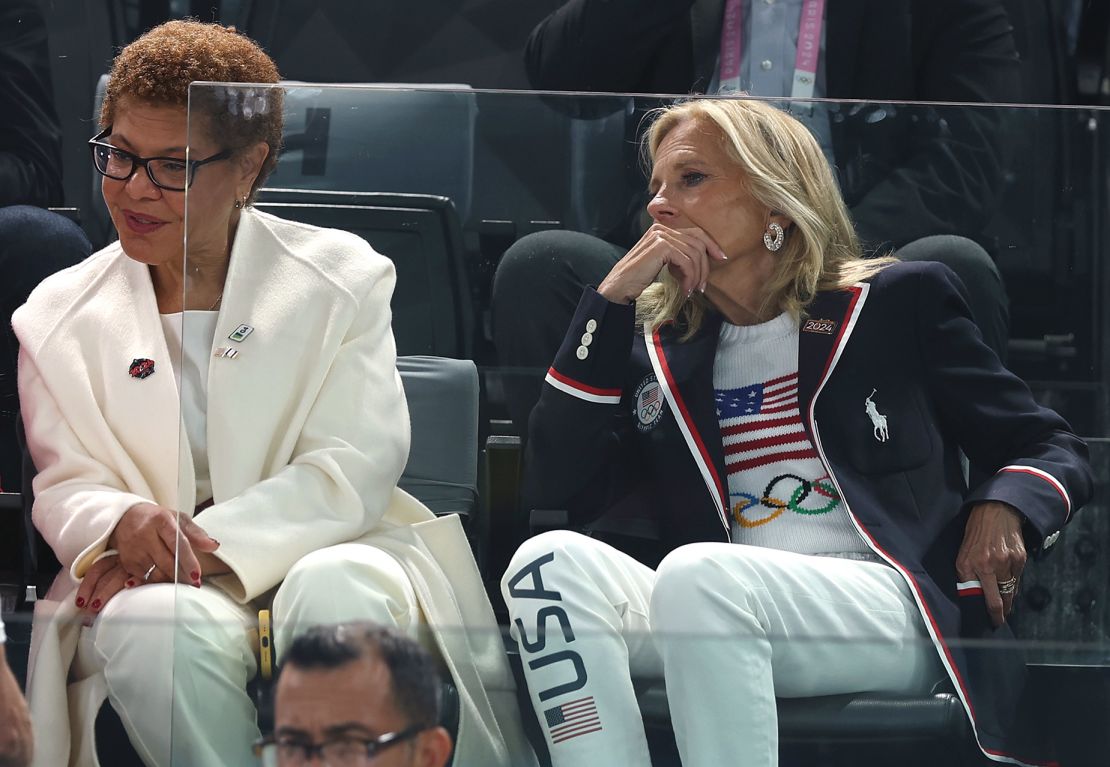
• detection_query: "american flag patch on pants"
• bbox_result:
[544,695,603,744]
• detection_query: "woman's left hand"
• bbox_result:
[956,501,1027,627]
[74,553,173,620]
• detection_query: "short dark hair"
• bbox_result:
[280,623,442,727]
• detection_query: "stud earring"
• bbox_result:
[233,196,246,210]
[763,222,784,252]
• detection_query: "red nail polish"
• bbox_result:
[125,579,136,588]
[91,599,101,610]
[75,597,86,608]
[190,570,200,581]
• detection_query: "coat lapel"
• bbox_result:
[644,319,730,533]
[203,209,350,504]
[798,283,870,439]
[204,209,282,503]
[39,254,186,509]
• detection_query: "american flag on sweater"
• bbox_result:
[715,372,818,476]
[544,696,603,744]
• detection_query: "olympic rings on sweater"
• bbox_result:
[730,474,840,527]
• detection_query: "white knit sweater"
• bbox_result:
[714,312,873,558]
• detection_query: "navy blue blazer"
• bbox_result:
[523,260,1092,765]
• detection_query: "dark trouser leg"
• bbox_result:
[895,235,1010,362]
[492,230,625,436]
[0,206,91,491]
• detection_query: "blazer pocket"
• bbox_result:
[818,385,934,476]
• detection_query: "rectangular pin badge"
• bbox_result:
[802,318,837,335]
[228,324,254,343]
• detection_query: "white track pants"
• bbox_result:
[74,543,421,767]
[501,531,940,767]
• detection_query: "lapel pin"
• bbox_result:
[228,324,254,343]
[865,389,889,443]
[802,318,837,335]
[128,358,155,379]
[214,347,239,360]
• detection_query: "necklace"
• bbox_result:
[207,292,224,311]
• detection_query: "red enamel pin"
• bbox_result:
[129,358,155,379]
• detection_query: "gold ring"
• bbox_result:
[998,576,1018,595]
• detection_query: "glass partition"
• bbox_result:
[5,615,1098,765]
[173,84,1110,765]
[187,84,1110,432]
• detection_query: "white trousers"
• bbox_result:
[501,531,941,767]
[74,543,422,767]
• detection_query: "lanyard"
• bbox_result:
[718,0,827,100]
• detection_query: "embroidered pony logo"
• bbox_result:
[864,389,889,443]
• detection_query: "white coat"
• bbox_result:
[13,208,535,767]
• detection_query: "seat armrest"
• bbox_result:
[529,509,569,535]
[481,435,523,579]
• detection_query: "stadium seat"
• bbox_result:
[270,83,476,224]
[255,188,475,358]
[396,355,480,522]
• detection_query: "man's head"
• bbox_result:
[266,623,453,767]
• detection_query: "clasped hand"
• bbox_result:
[76,502,220,617]
[598,222,728,304]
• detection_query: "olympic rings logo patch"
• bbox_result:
[633,374,666,433]
[730,474,840,527]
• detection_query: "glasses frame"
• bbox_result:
[88,126,232,192]
[253,723,428,765]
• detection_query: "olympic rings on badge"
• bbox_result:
[731,474,841,527]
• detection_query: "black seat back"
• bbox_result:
[255,189,474,359]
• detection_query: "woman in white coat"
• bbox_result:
[13,21,533,767]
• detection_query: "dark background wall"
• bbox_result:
[37,0,567,244]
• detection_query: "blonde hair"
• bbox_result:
[635,98,894,337]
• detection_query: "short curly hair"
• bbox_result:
[100,20,283,199]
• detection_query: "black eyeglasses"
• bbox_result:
[253,724,428,766]
[88,127,231,192]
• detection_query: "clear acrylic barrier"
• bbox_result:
[4,610,1104,766]
[172,84,1110,766]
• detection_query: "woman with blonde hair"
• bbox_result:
[502,98,1090,767]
